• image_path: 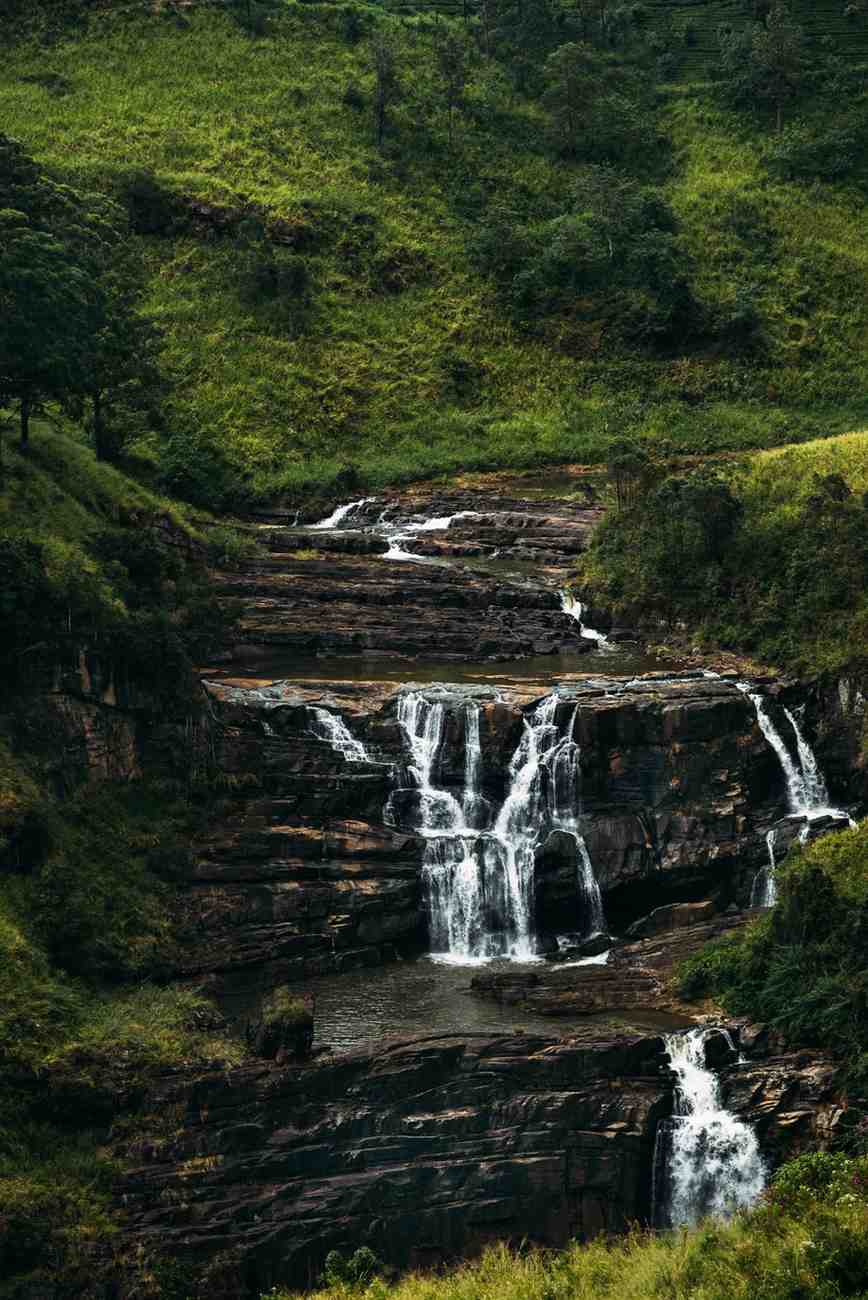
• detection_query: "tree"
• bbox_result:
[371,32,400,147]
[0,135,166,460]
[542,43,601,157]
[76,264,165,461]
[0,210,90,447]
[718,3,804,130]
[435,23,470,144]
[752,3,804,131]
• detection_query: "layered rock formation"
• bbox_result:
[211,489,604,666]
[183,672,792,984]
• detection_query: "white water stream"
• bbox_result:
[310,497,377,530]
[738,683,853,898]
[560,591,610,646]
[306,707,371,763]
[750,829,779,909]
[655,1028,766,1227]
[391,690,606,963]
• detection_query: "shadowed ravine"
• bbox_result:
[123,476,861,1288]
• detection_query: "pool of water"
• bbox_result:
[216,643,681,688]
[225,958,696,1056]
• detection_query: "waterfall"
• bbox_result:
[306,707,371,763]
[655,1028,766,1228]
[560,591,610,646]
[783,706,830,809]
[383,510,479,563]
[392,690,606,963]
[310,497,377,530]
[751,829,779,909]
[739,684,852,830]
[739,685,810,812]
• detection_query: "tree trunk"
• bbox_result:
[776,99,783,132]
[20,395,30,449]
[93,390,105,460]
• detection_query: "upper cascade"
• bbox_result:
[738,683,852,827]
[655,1028,766,1227]
[388,689,606,963]
[306,706,372,763]
[560,590,610,646]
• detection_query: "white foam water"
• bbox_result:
[306,707,371,762]
[382,510,480,563]
[655,1028,766,1227]
[738,683,852,834]
[310,497,377,530]
[392,690,606,963]
[560,591,610,646]
[751,828,779,909]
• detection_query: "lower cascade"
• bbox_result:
[654,1028,766,1227]
[389,690,605,962]
[751,829,779,909]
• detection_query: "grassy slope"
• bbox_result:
[2,5,868,499]
[578,427,868,674]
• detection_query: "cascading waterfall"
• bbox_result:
[392,690,606,962]
[310,497,377,530]
[306,707,371,763]
[738,684,810,812]
[560,591,610,646]
[751,829,779,909]
[383,510,479,563]
[654,1028,766,1228]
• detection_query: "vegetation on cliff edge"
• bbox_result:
[579,429,868,674]
[678,818,868,1087]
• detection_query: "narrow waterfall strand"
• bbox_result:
[560,590,610,645]
[739,683,851,831]
[307,707,370,763]
[750,829,778,908]
[661,1028,766,1227]
[737,684,808,813]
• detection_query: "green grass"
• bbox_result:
[3,6,868,500]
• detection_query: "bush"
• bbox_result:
[117,168,181,236]
[676,821,868,1085]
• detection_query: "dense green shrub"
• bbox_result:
[580,435,868,672]
[677,820,868,1084]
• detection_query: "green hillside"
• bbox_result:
[2,1,868,502]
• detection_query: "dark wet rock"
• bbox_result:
[211,489,610,667]
[626,901,716,940]
[701,1029,737,1070]
[550,932,612,961]
[113,1025,846,1295]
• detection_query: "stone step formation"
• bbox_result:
[120,481,859,1293]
